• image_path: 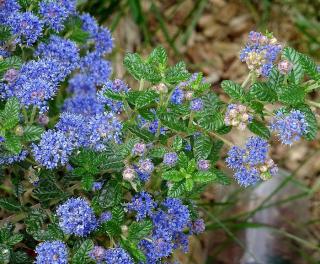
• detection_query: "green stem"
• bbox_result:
[139,79,144,91]
[29,106,37,125]
[188,112,194,128]
[241,72,252,89]
[22,106,28,124]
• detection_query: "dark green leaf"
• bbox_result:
[248,119,271,139]
[72,239,94,264]
[168,181,185,197]
[278,84,305,105]
[128,220,153,243]
[193,134,212,160]
[249,83,277,102]
[164,61,190,85]
[22,126,44,142]
[0,197,21,212]
[283,47,304,84]
[221,80,245,100]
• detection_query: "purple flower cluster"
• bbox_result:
[226,137,278,186]
[197,159,211,171]
[240,31,282,77]
[89,247,133,264]
[127,192,157,221]
[135,158,155,182]
[270,110,308,145]
[56,197,98,236]
[35,240,68,264]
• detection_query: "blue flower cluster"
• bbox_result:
[163,152,178,167]
[0,150,28,166]
[226,137,278,186]
[127,192,157,221]
[89,246,134,264]
[35,240,68,264]
[139,197,192,263]
[270,110,308,145]
[240,31,282,77]
[56,197,98,237]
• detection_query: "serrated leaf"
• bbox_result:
[268,67,284,90]
[164,61,190,85]
[172,135,183,151]
[185,178,194,192]
[0,198,21,212]
[121,239,146,263]
[112,206,124,223]
[1,97,20,130]
[81,174,94,191]
[221,80,245,100]
[5,234,23,246]
[197,113,224,132]
[103,220,122,238]
[134,91,159,109]
[162,170,184,182]
[178,152,188,168]
[278,84,305,105]
[168,181,185,197]
[147,46,168,68]
[283,47,304,84]
[158,112,187,132]
[208,140,224,163]
[92,181,122,212]
[248,119,270,139]
[201,92,223,112]
[125,124,155,141]
[249,83,278,102]
[193,171,217,183]
[0,244,10,264]
[299,54,320,81]
[10,251,31,264]
[0,56,22,77]
[124,53,145,80]
[4,134,22,154]
[22,125,44,142]
[193,134,212,160]
[128,220,153,243]
[0,25,11,41]
[68,27,90,44]
[212,169,231,185]
[72,239,94,264]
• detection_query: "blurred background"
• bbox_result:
[78,1,320,263]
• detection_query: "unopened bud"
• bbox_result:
[123,167,136,181]
[15,125,24,136]
[155,83,168,93]
[38,114,49,125]
[185,91,194,101]
[4,68,19,83]
[278,60,293,75]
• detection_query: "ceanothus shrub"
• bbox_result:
[0,0,319,263]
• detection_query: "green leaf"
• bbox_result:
[268,67,284,90]
[248,119,270,139]
[0,244,10,264]
[92,181,122,212]
[103,220,122,238]
[201,92,223,112]
[221,80,245,100]
[168,181,185,197]
[1,97,20,130]
[125,124,155,141]
[81,174,94,191]
[162,170,184,182]
[72,239,94,264]
[5,234,23,246]
[158,112,188,132]
[299,54,320,81]
[147,46,168,68]
[185,178,194,192]
[4,134,22,154]
[197,113,224,131]
[212,169,231,185]
[121,239,146,263]
[172,135,183,151]
[186,159,196,173]
[10,251,31,264]
[178,152,188,168]
[131,91,159,109]
[111,206,124,223]
[249,83,277,102]
[278,84,305,105]
[68,27,90,44]
[25,209,47,238]
[193,134,212,160]
[124,53,145,80]
[0,56,22,77]
[149,146,167,158]
[283,47,304,84]
[208,140,224,163]
[193,171,217,183]
[164,61,190,85]
[0,25,11,42]
[0,198,21,212]
[128,220,153,243]
[22,126,44,142]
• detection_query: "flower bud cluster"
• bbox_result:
[224,104,252,130]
